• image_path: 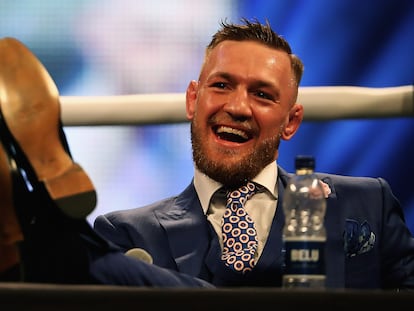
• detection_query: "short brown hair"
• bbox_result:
[206,18,304,87]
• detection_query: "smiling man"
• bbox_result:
[93,19,414,289]
[1,19,414,289]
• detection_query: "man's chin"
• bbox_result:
[202,163,258,187]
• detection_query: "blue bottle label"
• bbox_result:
[283,238,325,275]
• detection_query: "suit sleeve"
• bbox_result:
[88,249,214,288]
[91,215,214,288]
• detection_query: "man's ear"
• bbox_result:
[185,80,198,120]
[281,103,304,140]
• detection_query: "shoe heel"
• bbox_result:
[43,163,96,219]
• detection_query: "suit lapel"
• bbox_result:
[154,183,211,276]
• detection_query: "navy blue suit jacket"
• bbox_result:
[94,166,414,289]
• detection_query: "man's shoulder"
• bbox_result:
[100,182,198,219]
[101,195,179,221]
[315,171,379,182]
[278,165,387,194]
[278,165,382,184]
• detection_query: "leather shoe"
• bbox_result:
[0,37,96,219]
[0,37,98,282]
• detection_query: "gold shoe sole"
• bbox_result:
[0,37,96,219]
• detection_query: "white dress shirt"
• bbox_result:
[193,161,279,260]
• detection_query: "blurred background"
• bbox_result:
[1,0,413,230]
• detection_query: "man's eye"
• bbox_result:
[211,82,227,89]
[255,91,273,100]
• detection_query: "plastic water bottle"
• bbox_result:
[282,155,327,288]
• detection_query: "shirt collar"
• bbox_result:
[194,161,278,215]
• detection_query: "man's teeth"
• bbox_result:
[216,126,248,139]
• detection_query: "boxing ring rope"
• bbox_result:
[60,85,414,126]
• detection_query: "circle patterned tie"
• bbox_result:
[221,182,258,274]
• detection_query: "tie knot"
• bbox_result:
[226,181,257,206]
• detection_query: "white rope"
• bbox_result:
[60,85,413,126]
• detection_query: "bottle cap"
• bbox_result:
[295,155,315,170]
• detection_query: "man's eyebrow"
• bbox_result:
[208,71,233,81]
[209,72,274,86]
[250,80,278,89]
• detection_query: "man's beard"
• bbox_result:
[190,121,281,189]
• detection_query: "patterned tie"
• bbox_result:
[221,181,258,273]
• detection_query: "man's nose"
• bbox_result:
[223,89,252,118]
